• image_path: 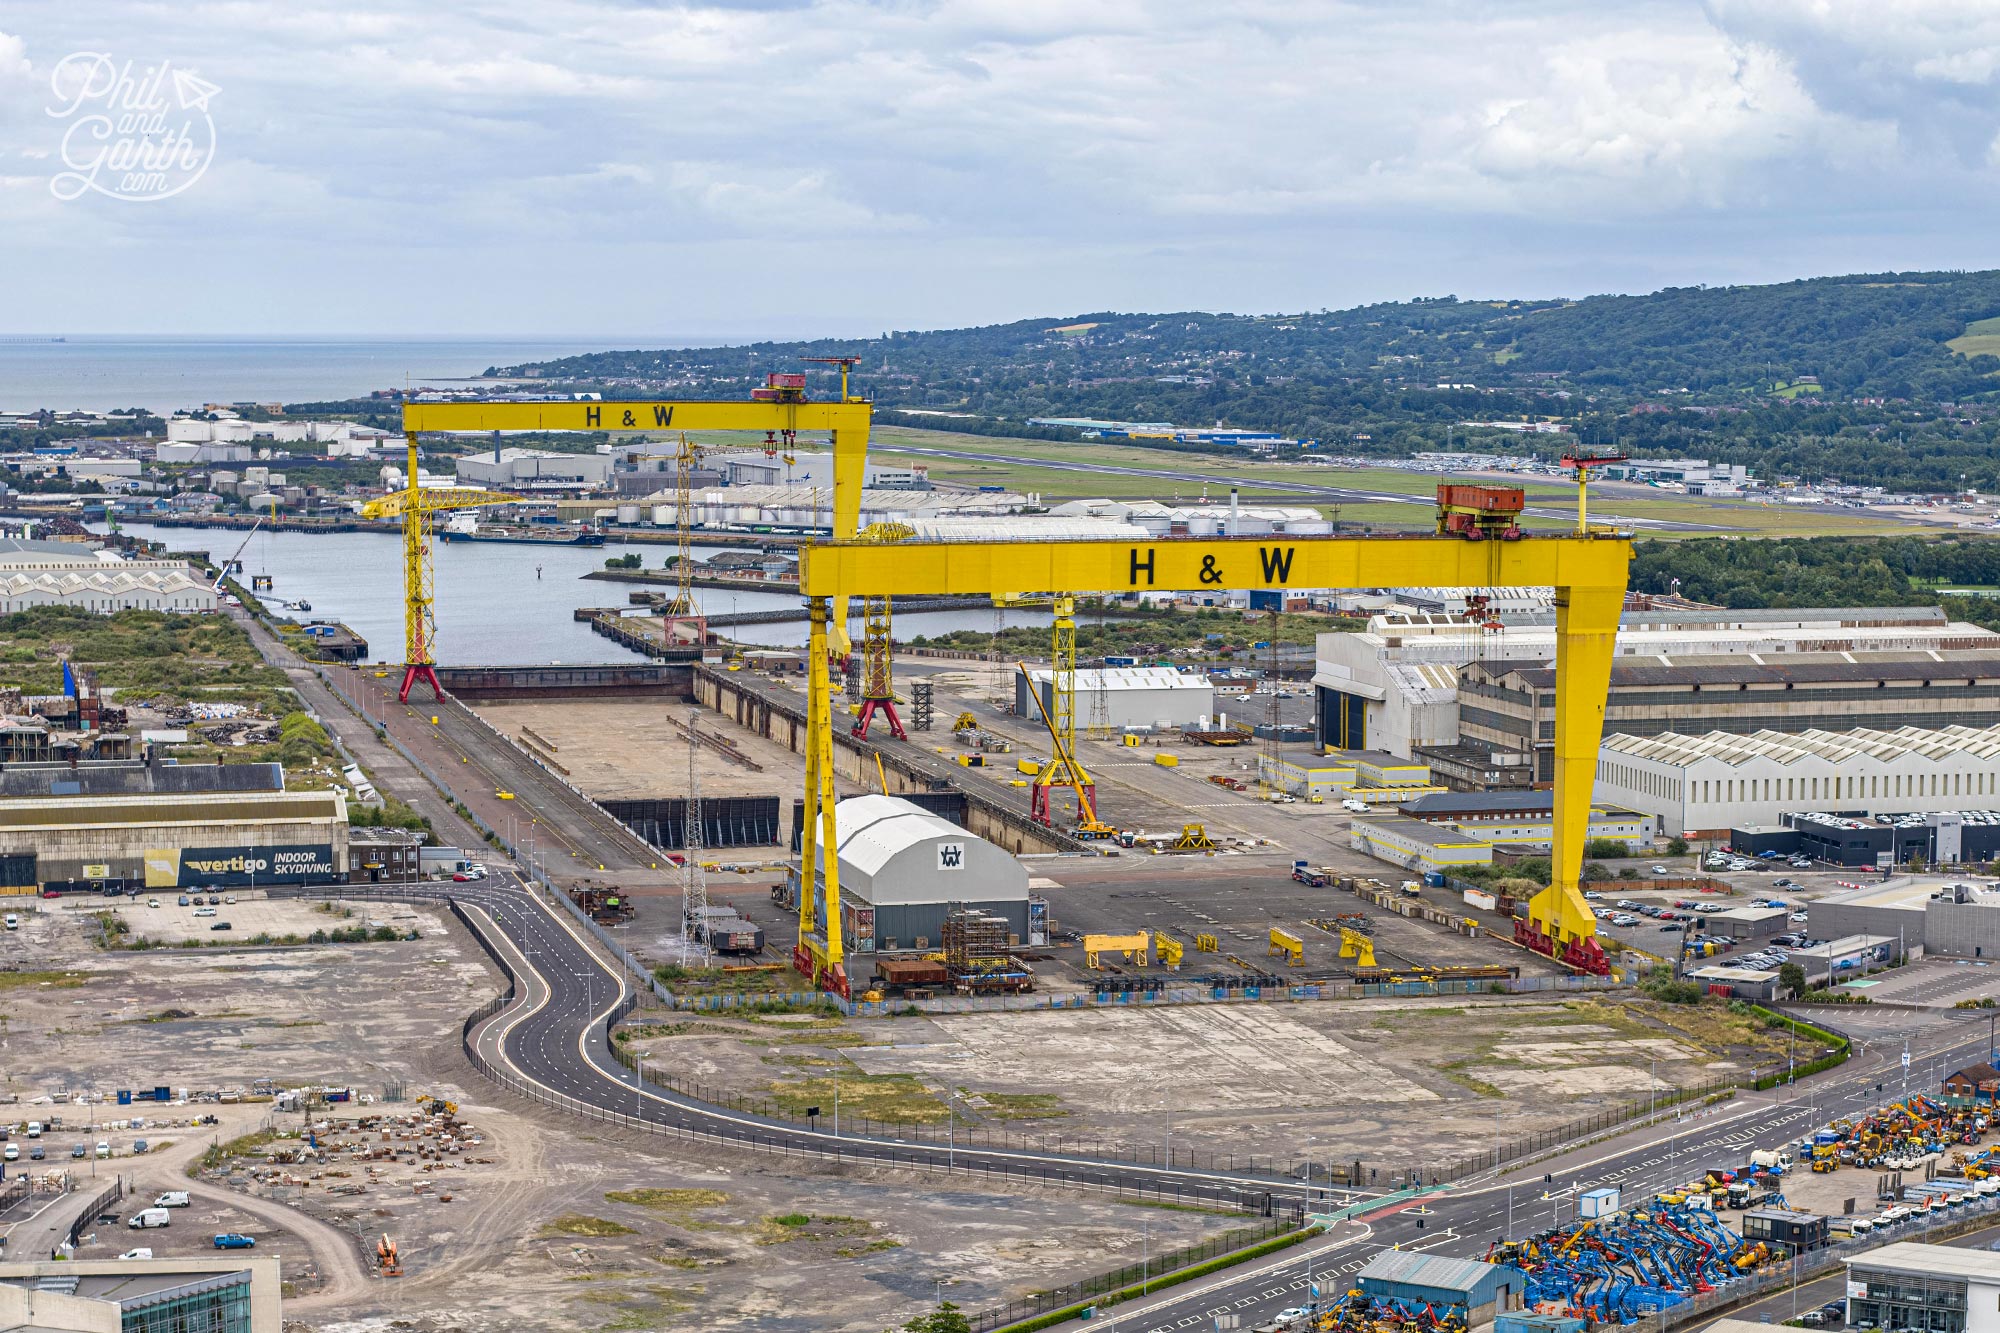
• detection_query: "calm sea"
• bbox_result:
[0,335,718,415]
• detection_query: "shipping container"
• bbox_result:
[1741,1208,1828,1251]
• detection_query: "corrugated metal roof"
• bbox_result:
[1602,723,2000,770]
[1480,656,2000,690]
[1025,667,1210,692]
[0,790,343,830]
[833,795,973,878]
[1359,1251,1516,1294]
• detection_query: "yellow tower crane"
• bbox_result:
[360,434,525,702]
[850,522,915,740]
[663,433,706,645]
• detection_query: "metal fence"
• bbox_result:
[1431,1075,1741,1183]
[961,1217,1304,1333]
[66,1177,124,1250]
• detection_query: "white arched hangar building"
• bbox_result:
[822,795,1029,955]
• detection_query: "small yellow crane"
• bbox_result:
[360,434,523,701]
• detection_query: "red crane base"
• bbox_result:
[791,944,851,999]
[1514,918,1612,976]
[398,663,444,704]
[851,698,907,741]
[1031,780,1096,827]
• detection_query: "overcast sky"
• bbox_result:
[3,0,1998,338]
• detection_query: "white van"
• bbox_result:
[3,914,17,930]
[24,1121,41,1138]
[128,1208,171,1229]
[152,1191,190,1209]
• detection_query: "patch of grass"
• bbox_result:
[605,1188,730,1214]
[975,1092,1070,1121]
[193,1128,285,1175]
[766,1071,948,1123]
[543,1214,637,1238]
[1949,316,2000,360]
[1439,1068,1506,1099]
[0,970,88,990]
[757,1212,879,1246]
[835,1238,904,1258]
[772,1213,810,1228]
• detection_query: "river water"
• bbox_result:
[101,523,1043,664]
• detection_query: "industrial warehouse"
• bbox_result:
[0,788,348,894]
[1598,723,2000,836]
[1314,604,2000,779]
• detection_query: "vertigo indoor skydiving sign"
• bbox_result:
[144,844,336,888]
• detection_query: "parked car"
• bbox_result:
[153,1192,190,1208]
[146,897,160,908]
[70,1144,85,1158]
[1792,912,1810,922]
[213,1233,257,1249]
[2,914,15,931]
[1650,864,1669,875]
[1774,879,1795,888]
[119,1248,154,1260]
[28,1144,44,1160]
[224,894,236,905]
[2,1144,17,1162]
[193,906,216,917]
[210,921,232,932]
[177,894,190,906]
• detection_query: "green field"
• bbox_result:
[1949,316,2000,360]
[865,426,1931,539]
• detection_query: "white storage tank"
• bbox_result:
[616,503,642,525]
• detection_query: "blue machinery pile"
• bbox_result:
[1481,1204,1771,1324]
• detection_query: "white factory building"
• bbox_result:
[0,540,216,613]
[710,450,930,490]
[454,447,613,491]
[686,485,1030,530]
[826,795,1030,953]
[1597,724,2000,838]
[1314,605,1997,762]
[1048,498,1335,537]
[1014,666,1215,731]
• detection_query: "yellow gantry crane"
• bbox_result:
[390,379,1631,997]
[360,434,524,701]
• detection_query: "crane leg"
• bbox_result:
[398,664,443,705]
[1518,583,1620,975]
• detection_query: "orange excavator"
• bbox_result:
[376,1234,403,1278]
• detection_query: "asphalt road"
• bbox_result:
[295,875,2000,1333]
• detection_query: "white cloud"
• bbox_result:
[0,2,1994,334]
